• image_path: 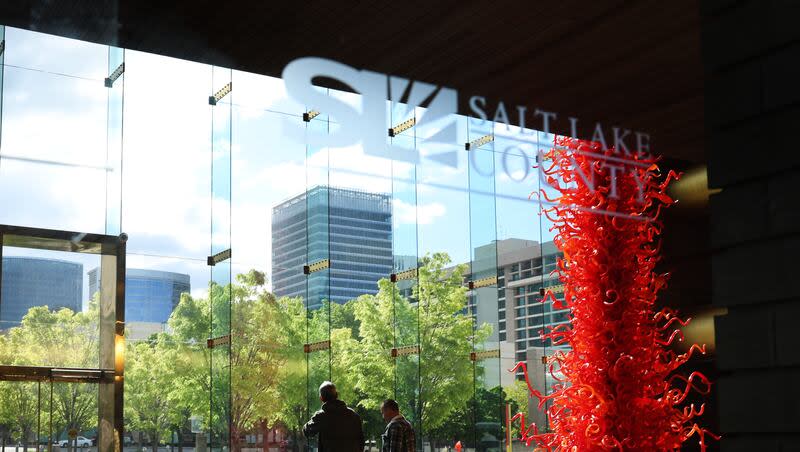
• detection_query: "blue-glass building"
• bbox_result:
[0,257,82,327]
[88,268,190,323]
[271,186,393,308]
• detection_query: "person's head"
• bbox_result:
[380,399,400,422]
[319,381,338,403]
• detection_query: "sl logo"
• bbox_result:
[283,57,460,167]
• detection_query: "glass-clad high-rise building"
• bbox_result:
[271,186,393,308]
[0,257,82,327]
[88,268,190,323]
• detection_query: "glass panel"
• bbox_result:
[105,47,124,236]
[304,108,331,451]
[416,115,471,449]
[51,382,98,452]
[0,65,108,234]
[0,246,102,367]
[0,25,5,149]
[121,51,211,260]
[4,28,106,80]
[391,131,421,451]
[0,381,40,452]
[492,126,546,436]
[230,70,309,451]
[210,65,232,452]
[468,122,501,452]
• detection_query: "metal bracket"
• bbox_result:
[304,259,330,274]
[541,355,549,364]
[388,117,416,137]
[391,345,419,357]
[303,110,320,122]
[390,268,417,282]
[539,284,565,296]
[104,62,125,88]
[304,340,331,353]
[209,82,232,105]
[207,248,231,266]
[206,335,231,348]
[0,40,5,58]
[465,134,494,150]
[468,275,497,290]
[470,349,500,361]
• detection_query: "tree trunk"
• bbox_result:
[291,429,299,452]
[230,425,240,452]
[177,430,183,452]
[260,421,268,452]
[151,432,159,452]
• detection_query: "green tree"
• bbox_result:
[335,252,492,448]
[167,271,308,452]
[125,337,176,452]
[0,304,98,447]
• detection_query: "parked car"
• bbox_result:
[59,436,92,447]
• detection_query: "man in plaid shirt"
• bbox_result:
[380,399,416,452]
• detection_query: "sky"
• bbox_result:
[0,26,558,309]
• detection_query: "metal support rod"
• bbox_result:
[0,233,4,322]
[114,234,127,451]
[37,381,41,452]
[49,380,53,452]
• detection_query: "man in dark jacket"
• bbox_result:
[380,399,415,452]
[303,381,365,452]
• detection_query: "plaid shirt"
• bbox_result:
[382,415,415,452]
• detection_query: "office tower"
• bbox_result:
[88,268,190,324]
[0,257,82,327]
[272,186,393,308]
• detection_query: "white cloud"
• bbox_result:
[393,199,446,225]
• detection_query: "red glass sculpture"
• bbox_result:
[510,136,718,451]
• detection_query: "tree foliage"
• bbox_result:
[0,253,521,452]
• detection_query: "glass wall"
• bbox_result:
[0,26,584,452]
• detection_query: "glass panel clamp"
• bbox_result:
[468,275,497,290]
[470,349,501,361]
[304,340,331,353]
[104,62,125,88]
[465,134,494,150]
[207,334,231,348]
[304,258,330,274]
[207,248,231,266]
[388,117,416,137]
[303,110,321,122]
[209,82,232,105]
[390,268,417,282]
[391,345,419,357]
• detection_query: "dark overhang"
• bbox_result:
[0,1,705,162]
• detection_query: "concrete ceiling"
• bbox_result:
[0,0,706,162]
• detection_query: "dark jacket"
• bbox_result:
[381,415,415,452]
[303,399,365,452]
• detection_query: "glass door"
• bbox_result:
[0,375,108,452]
[0,225,126,452]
